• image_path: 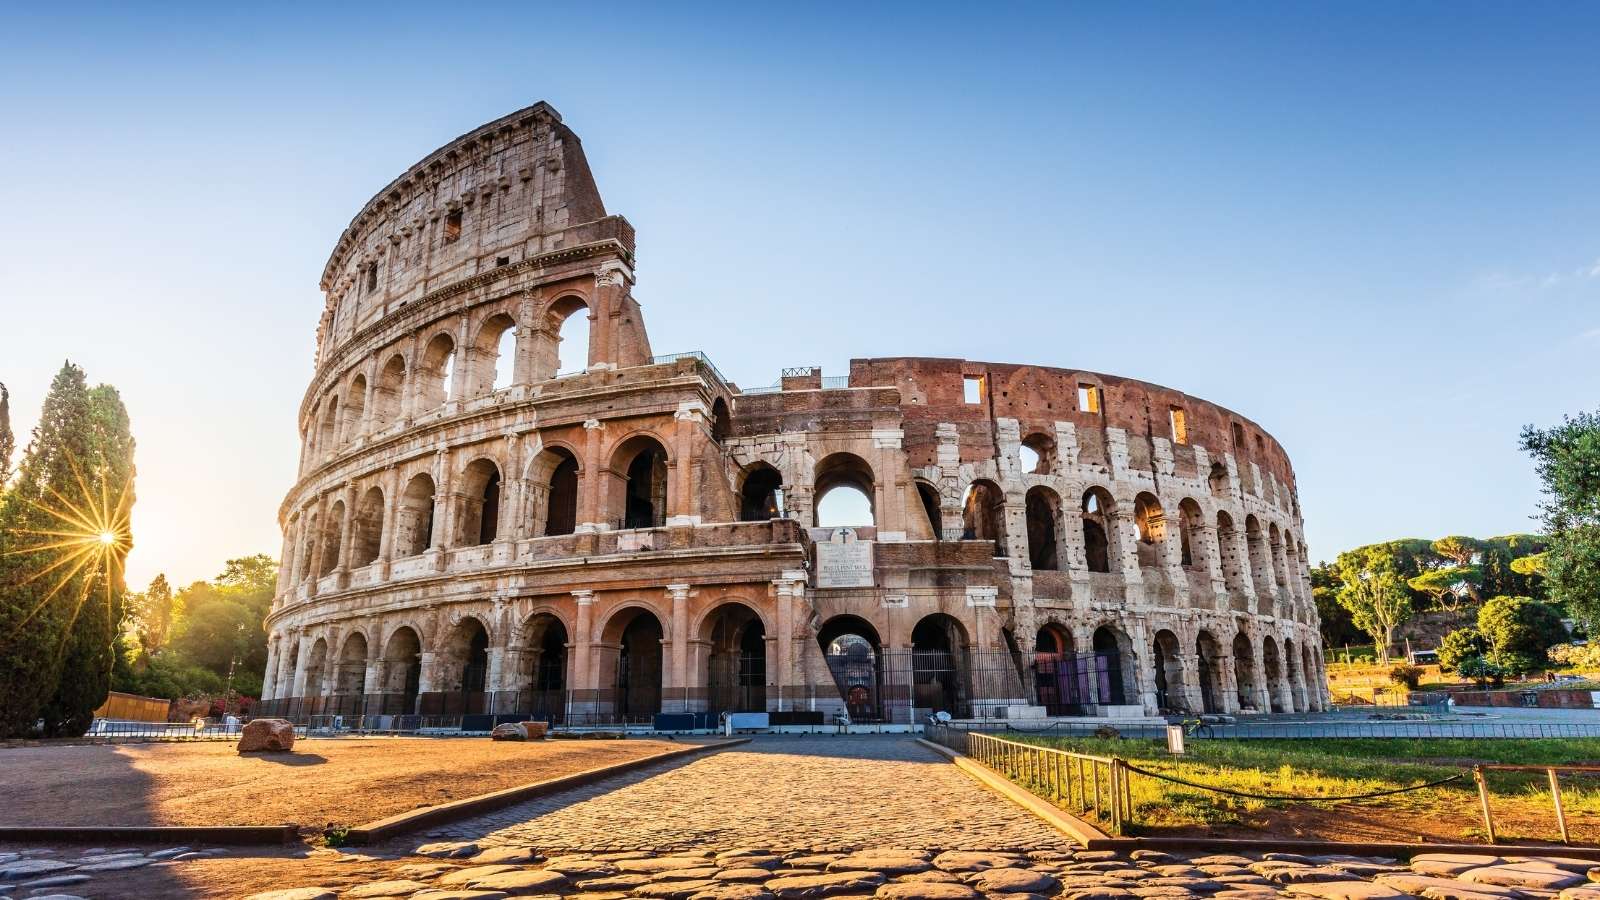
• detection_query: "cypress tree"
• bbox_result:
[38,384,136,736]
[0,381,13,484]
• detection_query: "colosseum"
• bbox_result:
[259,101,1327,728]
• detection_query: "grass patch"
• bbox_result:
[995,736,1600,831]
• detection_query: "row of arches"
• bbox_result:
[302,299,592,469]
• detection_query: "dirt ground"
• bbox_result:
[0,735,684,830]
[1146,799,1593,845]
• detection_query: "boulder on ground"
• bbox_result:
[237,718,296,753]
[491,722,529,741]
[525,720,549,739]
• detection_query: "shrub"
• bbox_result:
[1478,595,1567,668]
[1458,655,1507,688]
[1389,665,1423,688]
[1438,627,1489,673]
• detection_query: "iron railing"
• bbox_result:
[926,723,1131,833]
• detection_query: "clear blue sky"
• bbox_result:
[3,3,1596,589]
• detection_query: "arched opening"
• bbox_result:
[1152,629,1188,713]
[417,333,456,410]
[520,613,568,722]
[607,609,663,722]
[373,354,406,429]
[739,464,784,521]
[319,396,341,455]
[297,511,319,582]
[1082,488,1114,573]
[474,312,517,394]
[1020,433,1055,475]
[1245,515,1273,608]
[549,297,590,378]
[711,398,730,443]
[1217,511,1244,599]
[818,616,882,722]
[303,638,329,698]
[1269,523,1288,591]
[351,486,384,567]
[814,452,876,528]
[704,603,767,715]
[962,480,1007,557]
[281,640,300,699]
[1134,493,1167,568]
[1033,624,1079,714]
[436,617,490,715]
[397,473,436,556]
[1284,636,1302,711]
[458,459,502,545]
[1301,643,1318,710]
[1091,626,1132,706]
[335,632,368,697]
[1208,461,1229,498]
[911,614,970,718]
[1025,486,1061,570]
[915,481,942,540]
[318,500,346,578]
[528,446,580,537]
[1232,631,1258,712]
[1196,630,1223,714]
[1177,498,1202,568]
[342,376,367,444]
[381,627,422,714]
[1262,636,1285,713]
[610,436,669,529]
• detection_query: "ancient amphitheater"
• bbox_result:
[259,102,1326,727]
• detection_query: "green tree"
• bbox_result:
[1433,535,1484,567]
[1521,410,1600,630]
[1335,547,1415,663]
[128,573,178,655]
[0,363,96,737]
[37,383,135,737]
[1311,562,1361,646]
[1482,534,1548,599]
[1476,594,1567,674]
[1408,565,1481,614]
[0,381,13,484]
[1437,626,1488,673]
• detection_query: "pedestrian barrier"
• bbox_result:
[1471,763,1600,845]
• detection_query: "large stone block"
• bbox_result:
[237,718,296,753]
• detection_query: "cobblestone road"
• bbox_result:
[436,735,1068,852]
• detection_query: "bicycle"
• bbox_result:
[1179,716,1214,739]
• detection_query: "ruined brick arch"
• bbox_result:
[694,598,775,644]
[415,330,457,411]
[913,477,942,539]
[1080,486,1117,573]
[318,499,346,578]
[1024,485,1063,571]
[525,441,582,537]
[395,471,437,556]
[1133,492,1168,569]
[1208,460,1231,498]
[511,604,575,649]
[468,310,518,396]
[813,451,876,527]
[536,293,592,380]
[351,485,385,567]
[1019,432,1056,476]
[456,456,504,545]
[334,629,370,695]
[736,461,783,522]
[605,431,672,529]
[961,478,1007,554]
[1176,498,1205,568]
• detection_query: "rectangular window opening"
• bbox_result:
[1077,383,1101,414]
[963,376,984,405]
[443,210,463,244]
[1170,406,1188,445]
[1232,421,1245,448]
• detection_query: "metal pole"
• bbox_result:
[1473,766,1496,844]
[1549,768,1570,845]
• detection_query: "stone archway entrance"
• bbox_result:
[704,603,767,716]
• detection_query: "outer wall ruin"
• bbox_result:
[259,102,1327,726]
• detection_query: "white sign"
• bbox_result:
[816,528,875,588]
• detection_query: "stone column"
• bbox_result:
[416,651,438,694]
[261,640,280,701]
[1198,524,1226,600]
[1178,651,1204,713]
[1113,510,1144,585]
[336,482,357,574]
[579,418,603,528]
[289,633,313,698]
[572,590,595,697]
[669,404,703,526]
[667,583,691,712]
[449,314,471,404]
[1251,639,1272,713]
[1217,652,1239,714]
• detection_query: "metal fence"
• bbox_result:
[936,714,1600,741]
[926,723,1131,833]
[85,719,286,741]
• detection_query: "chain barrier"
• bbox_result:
[1117,759,1467,802]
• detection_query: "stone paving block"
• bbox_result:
[1561,889,1600,900]
[579,874,653,891]
[1411,857,1503,878]
[419,842,483,859]
[243,889,339,900]
[1284,882,1412,900]
[438,865,523,887]
[829,854,933,875]
[1375,873,1523,900]
[412,891,512,900]
[768,872,890,899]
[876,881,982,900]
[691,885,777,900]
[465,869,577,894]
[636,879,723,899]
[471,847,546,865]
[721,869,782,883]
[343,880,434,898]
[0,860,74,881]
[1463,866,1587,891]
[971,868,1061,894]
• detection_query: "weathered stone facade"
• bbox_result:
[261,102,1326,723]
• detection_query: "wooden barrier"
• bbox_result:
[93,691,173,723]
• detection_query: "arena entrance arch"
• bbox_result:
[1196,630,1224,714]
[1151,629,1189,713]
[1033,624,1081,714]
[604,609,664,722]
[427,617,489,715]
[1262,635,1286,713]
[703,603,767,715]
[517,612,568,723]
[381,627,422,715]
[1090,625,1135,707]
[1232,630,1258,712]
[911,614,971,718]
[818,616,883,722]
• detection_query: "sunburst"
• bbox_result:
[3,459,133,649]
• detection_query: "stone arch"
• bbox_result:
[416,331,456,410]
[472,311,518,395]
[457,457,503,545]
[914,479,942,539]
[396,472,437,556]
[318,499,346,578]
[962,479,1007,557]
[1081,487,1116,573]
[303,637,330,697]
[372,353,406,428]
[437,615,491,696]
[1151,628,1189,713]
[1032,622,1076,713]
[526,444,580,537]
[1301,641,1319,711]
[817,615,883,722]
[318,394,341,455]
[1217,511,1245,599]
[607,433,670,529]
[912,613,971,717]
[738,462,784,522]
[1090,623,1137,707]
[297,508,319,581]
[1232,629,1259,712]
[351,485,384,567]
[599,606,664,721]
[381,625,423,708]
[1245,515,1273,608]
[1133,492,1167,569]
[710,397,731,443]
[1177,498,1204,569]
[1019,432,1055,476]
[702,602,768,715]
[516,611,569,721]
[1025,486,1062,571]
[538,294,591,379]
[1262,634,1286,713]
[335,631,369,696]
[814,452,875,528]
[1195,629,1224,714]
[1283,635,1303,712]
[342,374,367,444]
[1208,461,1230,498]
[1269,522,1288,592]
